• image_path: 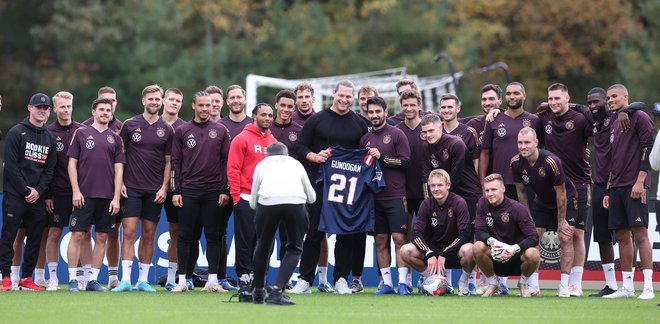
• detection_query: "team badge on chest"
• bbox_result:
[209,128,218,139]
[565,120,574,130]
[442,149,449,161]
[156,127,165,138]
[107,135,115,144]
[501,213,510,223]
[288,132,297,142]
[522,119,531,127]
[538,167,546,177]
[447,208,453,218]
[383,134,391,144]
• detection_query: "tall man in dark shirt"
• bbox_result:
[66,98,124,292]
[292,79,369,294]
[538,83,592,296]
[511,127,578,297]
[466,84,502,151]
[170,91,231,293]
[602,84,655,300]
[113,84,174,292]
[360,96,411,295]
[0,93,57,291]
[400,169,475,296]
[160,88,187,290]
[473,173,540,297]
[43,91,85,291]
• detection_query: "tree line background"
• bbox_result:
[0,0,657,132]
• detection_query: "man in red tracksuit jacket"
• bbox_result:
[227,103,277,294]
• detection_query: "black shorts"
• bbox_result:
[70,198,116,233]
[532,197,579,231]
[422,242,462,269]
[164,192,179,224]
[575,187,590,230]
[405,198,423,215]
[123,188,162,222]
[493,251,523,277]
[374,198,407,234]
[608,187,648,230]
[47,194,72,228]
[591,184,613,243]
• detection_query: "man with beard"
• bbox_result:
[66,98,124,292]
[360,96,411,295]
[466,84,502,158]
[292,83,315,127]
[170,91,231,292]
[206,85,224,122]
[227,103,277,297]
[113,85,174,292]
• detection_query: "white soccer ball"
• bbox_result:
[421,274,450,296]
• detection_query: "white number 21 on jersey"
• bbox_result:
[328,173,358,205]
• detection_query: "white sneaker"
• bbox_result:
[46,280,59,291]
[475,280,488,295]
[78,280,87,291]
[334,278,351,295]
[557,284,571,298]
[11,280,19,291]
[35,279,49,288]
[171,283,189,292]
[569,285,582,297]
[288,279,311,294]
[637,288,655,300]
[603,287,635,299]
[457,276,469,296]
[202,281,226,293]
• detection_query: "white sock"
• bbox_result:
[398,267,408,286]
[138,262,150,283]
[317,266,328,285]
[380,268,393,287]
[10,266,20,282]
[529,272,539,289]
[121,260,133,283]
[602,263,617,289]
[479,268,487,283]
[167,262,178,283]
[83,264,92,281]
[68,268,77,282]
[208,273,218,284]
[445,270,452,287]
[47,262,58,282]
[76,267,84,282]
[35,268,45,282]
[469,270,477,287]
[642,269,653,290]
[560,273,570,287]
[622,271,634,292]
[90,268,100,281]
[499,276,507,286]
[407,270,412,286]
[420,268,430,279]
[520,274,529,284]
[178,274,186,285]
[569,266,583,289]
[486,275,498,285]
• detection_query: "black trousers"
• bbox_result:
[0,193,46,278]
[217,199,233,279]
[253,203,308,289]
[351,233,366,277]
[233,199,256,276]
[177,190,220,276]
[333,233,365,282]
[298,184,325,284]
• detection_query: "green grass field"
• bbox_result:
[0,287,657,323]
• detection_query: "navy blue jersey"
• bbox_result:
[317,146,386,234]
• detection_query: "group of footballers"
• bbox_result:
[0,77,656,303]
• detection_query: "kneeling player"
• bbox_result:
[400,169,475,296]
[473,173,540,297]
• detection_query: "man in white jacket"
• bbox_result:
[250,142,316,305]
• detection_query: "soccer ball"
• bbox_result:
[421,275,451,296]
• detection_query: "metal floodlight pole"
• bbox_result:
[432,53,458,96]
[488,62,511,84]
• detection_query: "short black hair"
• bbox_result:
[92,98,113,110]
[252,103,272,116]
[366,96,387,111]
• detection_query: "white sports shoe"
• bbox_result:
[46,280,59,291]
[557,284,571,298]
[603,287,635,299]
[170,283,189,293]
[637,288,655,300]
[334,278,351,295]
[475,279,488,295]
[11,280,19,291]
[35,279,49,288]
[288,279,311,294]
[202,281,226,293]
[457,276,470,296]
[78,280,87,291]
[569,285,582,297]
